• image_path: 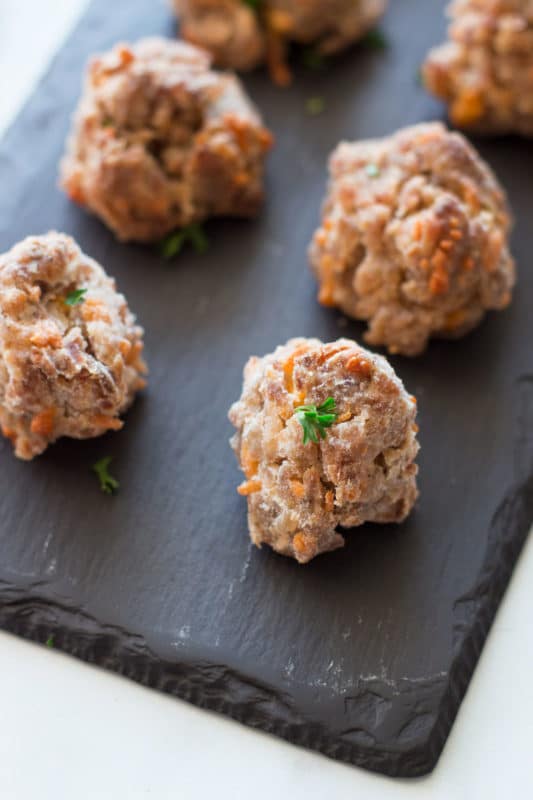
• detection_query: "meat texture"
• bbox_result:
[309,123,515,357]
[0,233,147,460]
[423,0,533,136]
[60,38,273,242]
[174,0,387,85]
[229,337,419,563]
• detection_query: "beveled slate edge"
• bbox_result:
[0,473,531,781]
[426,474,533,769]
[0,589,437,779]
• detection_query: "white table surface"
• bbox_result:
[0,2,532,798]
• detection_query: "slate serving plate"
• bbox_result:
[0,0,532,779]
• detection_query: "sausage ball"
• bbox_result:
[60,38,273,242]
[423,0,533,136]
[174,0,388,85]
[229,337,419,563]
[0,233,147,460]
[309,123,515,357]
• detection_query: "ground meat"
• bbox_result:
[0,233,147,460]
[423,0,533,136]
[174,0,388,85]
[60,38,273,242]
[229,337,419,563]
[309,122,515,357]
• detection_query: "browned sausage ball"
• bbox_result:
[173,0,388,85]
[423,0,533,136]
[0,233,147,460]
[309,123,515,357]
[60,38,273,242]
[229,337,419,563]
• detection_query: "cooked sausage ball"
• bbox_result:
[423,0,533,136]
[0,233,146,460]
[60,38,273,242]
[229,337,419,563]
[309,123,515,357]
[174,0,388,85]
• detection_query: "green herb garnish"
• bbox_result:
[159,224,209,259]
[65,288,87,306]
[306,96,326,116]
[366,163,381,178]
[301,47,326,71]
[45,635,54,648]
[102,116,114,127]
[243,0,262,10]
[92,456,119,495]
[362,29,388,50]
[295,397,338,445]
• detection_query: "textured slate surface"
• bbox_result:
[0,0,532,779]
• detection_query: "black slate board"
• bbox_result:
[0,0,532,779]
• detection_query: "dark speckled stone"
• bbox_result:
[0,0,532,778]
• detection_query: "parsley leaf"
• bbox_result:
[301,47,326,71]
[306,96,325,116]
[366,163,381,178]
[65,288,87,306]
[243,0,262,10]
[45,635,54,648]
[295,397,338,445]
[159,224,209,259]
[362,29,388,50]
[92,456,119,495]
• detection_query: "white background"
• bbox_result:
[0,2,532,797]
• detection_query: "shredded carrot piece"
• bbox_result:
[237,479,262,496]
[30,408,55,437]
[241,444,259,479]
[81,298,112,323]
[346,354,373,378]
[445,309,467,329]
[118,46,134,67]
[325,490,334,512]
[429,271,449,295]
[293,532,310,555]
[265,29,292,87]
[336,411,352,423]
[90,415,123,431]
[1,425,17,444]
[290,480,306,499]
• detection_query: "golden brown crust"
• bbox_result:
[0,233,147,460]
[60,38,273,242]
[229,337,419,563]
[309,123,515,357]
[423,0,533,136]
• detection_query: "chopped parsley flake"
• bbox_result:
[295,397,338,445]
[366,163,381,178]
[243,0,262,10]
[65,288,87,306]
[306,96,326,116]
[301,47,326,71]
[92,456,119,495]
[362,29,388,50]
[159,224,209,259]
[45,635,54,648]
